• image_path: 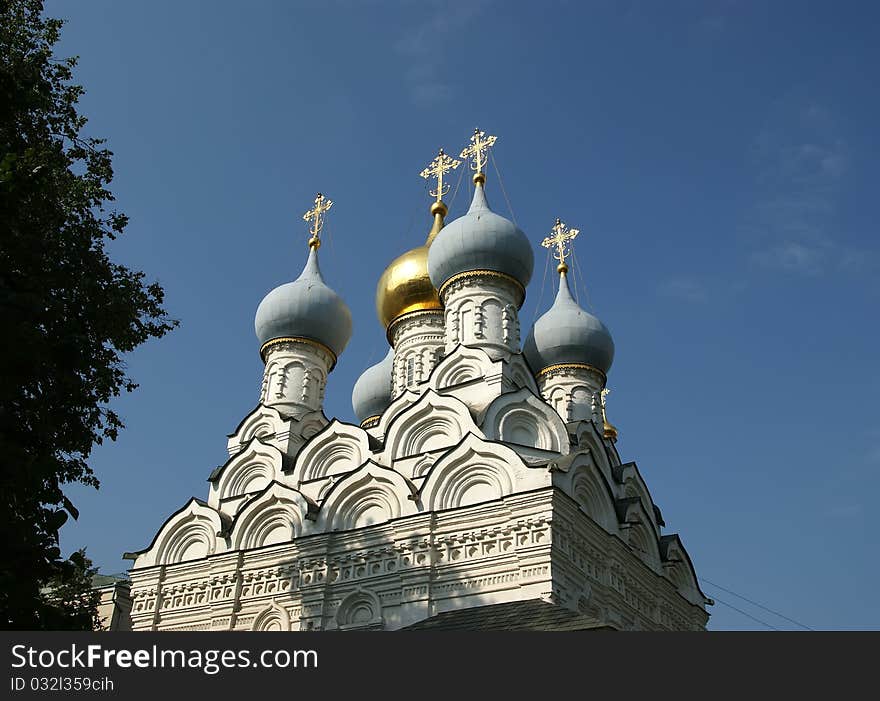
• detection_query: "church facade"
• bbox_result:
[124,131,709,631]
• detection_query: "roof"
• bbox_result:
[91,573,130,588]
[402,599,618,631]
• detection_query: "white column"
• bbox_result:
[259,339,334,418]
[390,310,445,398]
[535,364,606,424]
[439,273,523,360]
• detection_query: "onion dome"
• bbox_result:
[254,244,353,364]
[351,348,394,425]
[427,182,534,299]
[375,201,446,330]
[523,270,614,376]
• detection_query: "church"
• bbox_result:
[123,129,710,631]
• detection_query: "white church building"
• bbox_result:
[123,130,710,631]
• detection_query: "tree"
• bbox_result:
[0,0,177,629]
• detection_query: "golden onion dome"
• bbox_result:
[376,201,446,329]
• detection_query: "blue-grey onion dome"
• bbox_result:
[351,348,394,423]
[254,246,353,358]
[523,272,615,375]
[427,183,534,294]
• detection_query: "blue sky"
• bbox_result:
[49,1,878,630]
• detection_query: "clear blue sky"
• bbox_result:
[49,1,879,630]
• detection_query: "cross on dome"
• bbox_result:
[541,218,580,273]
[303,192,333,249]
[459,128,497,184]
[420,148,461,203]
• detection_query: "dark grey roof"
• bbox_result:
[90,573,129,588]
[402,599,617,631]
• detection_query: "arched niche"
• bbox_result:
[336,589,383,630]
[132,499,226,568]
[230,482,313,550]
[419,433,545,511]
[315,462,417,533]
[616,498,662,570]
[554,455,619,534]
[503,353,540,394]
[614,462,661,534]
[429,345,498,391]
[373,389,420,441]
[227,404,289,452]
[290,419,372,484]
[252,601,291,631]
[381,390,481,462]
[482,387,569,453]
[660,535,705,607]
[209,438,289,507]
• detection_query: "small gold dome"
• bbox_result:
[375,205,445,329]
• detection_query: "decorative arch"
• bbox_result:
[231,482,313,550]
[660,535,706,606]
[613,462,661,533]
[482,388,569,453]
[209,438,289,506]
[381,390,480,461]
[296,410,330,442]
[503,354,540,394]
[252,601,291,631]
[419,433,546,511]
[130,499,226,568]
[227,404,289,451]
[571,421,617,485]
[336,588,383,630]
[554,455,619,534]
[429,345,498,391]
[616,498,662,569]
[290,419,371,484]
[315,462,417,532]
[373,389,420,441]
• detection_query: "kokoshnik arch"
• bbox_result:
[124,129,710,632]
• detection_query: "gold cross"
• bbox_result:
[541,218,580,270]
[459,128,497,176]
[420,148,461,202]
[302,192,333,248]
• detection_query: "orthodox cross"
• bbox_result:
[541,218,580,272]
[420,148,461,202]
[303,192,333,248]
[459,128,497,176]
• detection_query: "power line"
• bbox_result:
[700,577,814,631]
[709,594,781,631]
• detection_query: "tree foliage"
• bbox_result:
[0,0,177,629]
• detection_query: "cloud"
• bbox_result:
[394,2,487,106]
[751,241,826,275]
[658,277,708,303]
[745,96,856,275]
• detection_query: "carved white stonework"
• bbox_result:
[440,273,523,360]
[127,255,709,632]
[535,363,606,423]
[390,310,445,399]
[260,340,333,418]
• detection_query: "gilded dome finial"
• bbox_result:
[460,127,497,186]
[302,192,333,250]
[541,217,580,275]
[600,387,619,442]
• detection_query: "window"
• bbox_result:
[406,357,415,386]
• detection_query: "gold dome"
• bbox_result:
[376,203,446,329]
